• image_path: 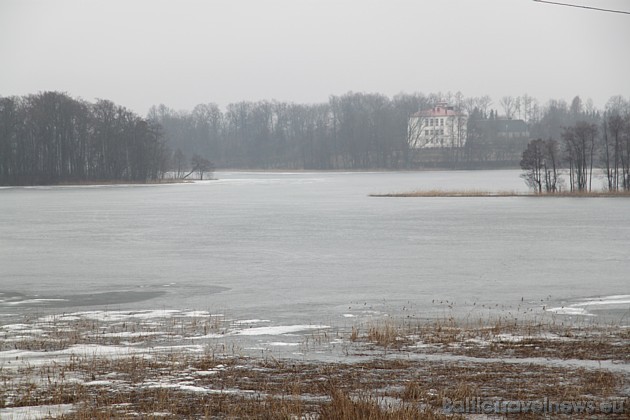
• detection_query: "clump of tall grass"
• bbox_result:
[371,189,521,197]
[347,315,629,361]
[371,189,630,198]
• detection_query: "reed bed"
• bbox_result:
[0,314,627,418]
[370,189,630,198]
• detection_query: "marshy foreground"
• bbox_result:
[0,311,627,419]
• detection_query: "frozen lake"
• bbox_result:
[1,170,629,330]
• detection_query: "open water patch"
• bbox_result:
[546,294,630,319]
[0,285,229,309]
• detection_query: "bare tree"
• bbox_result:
[562,121,598,192]
[542,138,560,192]
[173,148,185,179]
[520,139,545,193]
[184,154,214,180]
[499,96,516,119]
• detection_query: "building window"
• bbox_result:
[440,119,444,126]
[425,130,429,136]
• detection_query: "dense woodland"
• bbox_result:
[0,92,167,185]
[1,91,629,186]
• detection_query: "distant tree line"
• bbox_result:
[0,92,168,185]
[2,91,629,186]
[520,96,630,193]
[151,92,629,172]
[148,92,435,171]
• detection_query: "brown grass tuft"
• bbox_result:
[371,189,630,198]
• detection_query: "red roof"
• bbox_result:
[411,105,463,118]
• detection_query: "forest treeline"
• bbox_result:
[149,92,630,172]
[148,92,423,170]
[521,106,630,193]
[0,92,167,185]
[1,91,629,185]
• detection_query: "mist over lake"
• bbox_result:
[1,170,628,326]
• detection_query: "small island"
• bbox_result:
[370,190,630,198]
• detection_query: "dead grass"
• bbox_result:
[28,355,623,418]
[349,316,630,361]
[0,315,627,418]
[370,189,630,198]
[319,387,447,419]
[0,311,229,352]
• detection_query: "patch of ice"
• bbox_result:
[38,314,81,322]
[546,307,595,316]
[127,310,181,319]
[2,324,37,330]
[188,333,225,340]
[573,295,630,307]
[1,324,45,334]
[177,384,210,393]
[267,342,300,347]
[84,380,114,386]
[39,309,194,323]
[0,344,143,366]
[145,383,209,393]
[342,314,356,318]
[151,344,206,353]
[234,319,270,324]
[63,344,140,357]
[494,334,525,343]
[98,331,162,338]
[546,295,630,317]
[3,299,67,306]
[463,338,489,346]
[181,311,212,317]
[206,388,256,394]
[588,294,630,300]
[234,325,329,336]
[195,370,218,376]
[0,404,74,419]
[408,342,436,349]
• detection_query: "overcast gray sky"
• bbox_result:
[1,0,628,115]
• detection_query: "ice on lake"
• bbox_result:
[1,170,628,333]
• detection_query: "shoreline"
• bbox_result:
[0,178,200,188]
[371,189,630,198]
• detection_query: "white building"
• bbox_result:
[408,102,467,149]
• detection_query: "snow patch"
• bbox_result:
[234,319,270,325]
[3,298,67,306]
[38,309,217,323]
[181,311,212,317]
[573,295,630,307]
[97,331,163,338]
[546,307,595,316]
[144,382,209,393]
[234,325,329,336]
[84,380,115,386]
[547,294,630,317]
[0,404,74,419]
